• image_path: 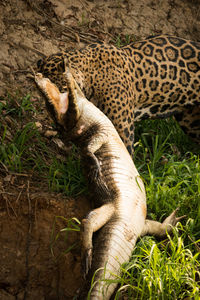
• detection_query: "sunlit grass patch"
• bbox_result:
[134,118,200,240]
[117,225,200,299]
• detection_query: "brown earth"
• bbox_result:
[0,0,200,299]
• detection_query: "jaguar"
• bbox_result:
[36,34,200,156]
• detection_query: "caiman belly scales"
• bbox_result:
[34,67,184,300]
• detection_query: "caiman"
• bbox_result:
[34,67,184,300]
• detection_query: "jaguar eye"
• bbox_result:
[57,60,65,73]
[37,59,43,70]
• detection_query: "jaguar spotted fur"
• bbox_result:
[36,34,200,156]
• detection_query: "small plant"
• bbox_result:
[0,122,46,172]
[1,93,37,118]
[50,216,81,257]
[114,34,136,47]
[78,11,89,27]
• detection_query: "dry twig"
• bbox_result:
[25,0,104,44]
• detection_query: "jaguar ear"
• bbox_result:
[57,59,65,73]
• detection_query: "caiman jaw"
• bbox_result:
[35,73,69,123]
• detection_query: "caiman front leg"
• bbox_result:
[141,208,186,238]
[81,203,115,276]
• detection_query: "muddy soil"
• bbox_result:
[0,0,200,299]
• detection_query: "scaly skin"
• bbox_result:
[34,70,185,299]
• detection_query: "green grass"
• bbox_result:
[0,93,37,117]
[0,122,46,172]
[0,94,87,196]
[117,228,200,299]
[134,118,200,238]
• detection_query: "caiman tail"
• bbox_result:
[79,218,138,299]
